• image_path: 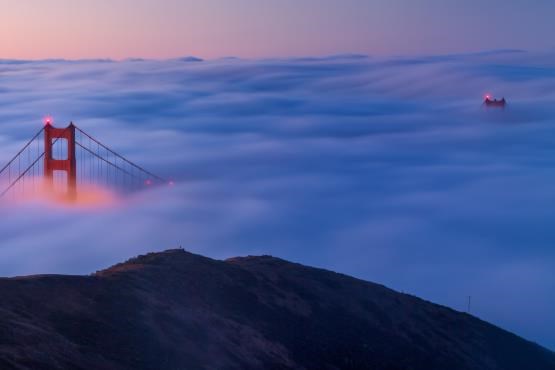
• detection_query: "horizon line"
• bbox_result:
[0,48,533,64]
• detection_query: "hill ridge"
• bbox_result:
[0,249,551,370]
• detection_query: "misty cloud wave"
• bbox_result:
[0,50,554,349]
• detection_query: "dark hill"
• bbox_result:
[0,249,552,370]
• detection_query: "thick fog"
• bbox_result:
[0,50,554,349]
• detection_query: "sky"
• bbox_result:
[1,0,555,59]
[0,0,554,353]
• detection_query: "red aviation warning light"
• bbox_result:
[43,116,53,126]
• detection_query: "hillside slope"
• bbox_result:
[0,249,552,370]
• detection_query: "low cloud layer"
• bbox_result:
[1,51,554,349]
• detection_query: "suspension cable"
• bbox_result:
[0,152,45,198]
[0,127,44,176]
[75,126,165,182]
[75,142,141,180]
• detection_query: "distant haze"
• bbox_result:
[2,0,555,59]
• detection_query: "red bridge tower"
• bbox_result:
[44,122,77,200]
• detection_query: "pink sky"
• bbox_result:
[1,0,555,59]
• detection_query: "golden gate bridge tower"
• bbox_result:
[0,120,167,201]
[44,122,77,200]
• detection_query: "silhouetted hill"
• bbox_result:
[0,249,552,369]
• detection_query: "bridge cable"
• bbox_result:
[75,142,142,180]
[0,127,44,176]
[75,126,165,182]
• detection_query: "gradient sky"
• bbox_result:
[1,0,555,59]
